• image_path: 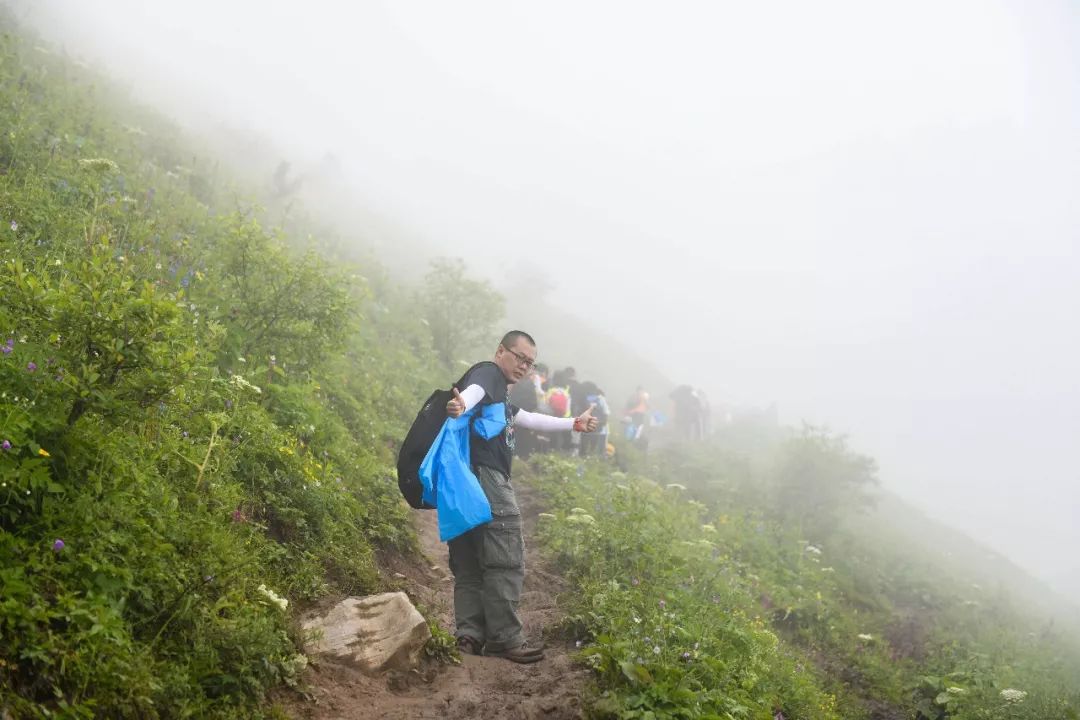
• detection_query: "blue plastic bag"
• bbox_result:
[419,402,508,542]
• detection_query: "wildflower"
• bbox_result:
[9,221,16,232]
[804,545,823,555]
[38,448,50,457]
[229,375,262,394]
[537,512,556,520]
[257,584,288,612]
[946,687,966,695]
[857,633,873,641]
[665,483,686,492]
[681,651,691,661]
[52,539,64,552]
[117,256,126,263]
[658,599,666,609]
[26,361,36,372]
[1,440,9,450]
[155,262,162,270]
[632,616,641,624]
[631,577,640,586]
[999,689,1027,704]
[575,640,582,648]
[54,259,61,266]
[231,508,246,523]
[78,157,119,172]
[774,713,786,720]
[701,524,716,533]
[652,645,661,655]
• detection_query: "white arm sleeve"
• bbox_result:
[458,384,486,412]
[515,409,575,432]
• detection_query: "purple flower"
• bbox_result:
[658,599,666,609]
[52,539,65,552]
[1,345,10,356]
[26,361,37,372]
[631,577,640,586]
[774,713,786,720]
[10,220,17,232]
[681,651,692,661]
[1,440,10,451]
[231,508,246,523]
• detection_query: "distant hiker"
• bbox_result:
[444,331,599,663]
[623,386,650,444]
[544,367,575,454]
[670,384,703,442]
[578,381,611,457]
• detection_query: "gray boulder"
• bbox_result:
[302,592,431,674]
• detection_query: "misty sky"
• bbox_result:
[15,1,1080,597]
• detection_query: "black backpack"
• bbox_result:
[396,371,470,509]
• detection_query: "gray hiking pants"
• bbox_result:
[447,464,525,653]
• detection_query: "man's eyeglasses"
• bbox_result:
[502,345,536,369]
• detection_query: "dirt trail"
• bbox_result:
[286,484,590,719]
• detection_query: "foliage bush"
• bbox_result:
[527,431,1080,719]
[0,23,445,718]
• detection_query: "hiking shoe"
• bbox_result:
[456,635,483,656]
[484,641,545,664]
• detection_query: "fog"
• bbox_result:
[14,1,1080,599]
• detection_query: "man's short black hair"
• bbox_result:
[501,330,536,348]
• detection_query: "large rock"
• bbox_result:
[302,592,431,674]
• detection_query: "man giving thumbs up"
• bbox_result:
[443,330,599,663]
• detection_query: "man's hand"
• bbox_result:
[573,404,599,433]
[446,387,466,418]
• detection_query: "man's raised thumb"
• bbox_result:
[582,403,596,417]
[452,386,463,401]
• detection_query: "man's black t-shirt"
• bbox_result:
[460,361,520,476]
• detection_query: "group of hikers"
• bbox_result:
[506,361,711,459]
[407,330,712,666]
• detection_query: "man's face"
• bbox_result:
[495,338,537,383]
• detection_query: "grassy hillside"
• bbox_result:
[523,430,1080,719]
[0,19,445,717]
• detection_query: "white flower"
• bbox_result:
[701,524,716,533]
[78,157,119,172]
[54,259,61,266]
[652,645,661,655]
[857,633,874,641]
[566,513,596,525]
[1000,689,1027,704]
[946,687,966,695]
[155,263,162,270]
[537,512,556,520]
[230,375,262,394]
[665,483,686,492]
[258,584,288,612]
[804,545,823,555]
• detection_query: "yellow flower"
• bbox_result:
[38,448,50,457]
